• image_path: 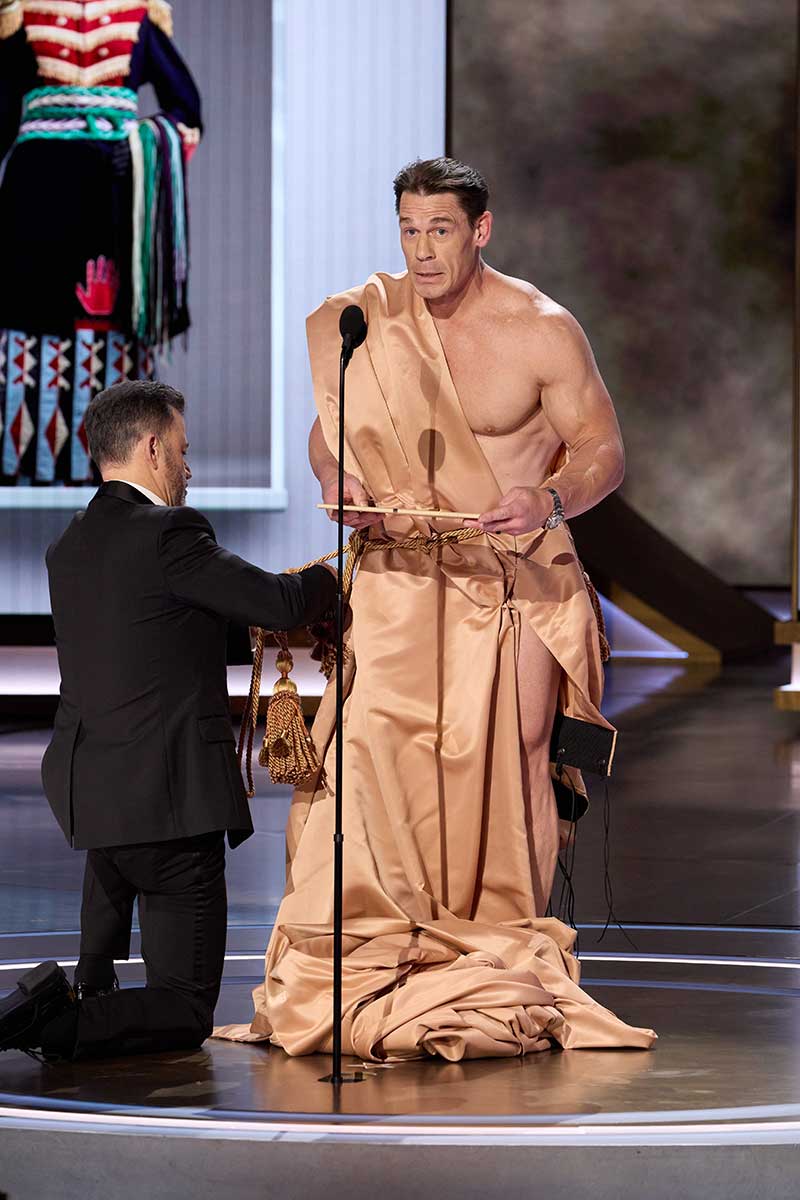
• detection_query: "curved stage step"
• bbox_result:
[1,923,799,1199]
[572,495,775,661]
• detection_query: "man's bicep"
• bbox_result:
[309,415,337,480]
[539,317,622,454]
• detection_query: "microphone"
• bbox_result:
[339,304,367,366]
[327,302,368,1085]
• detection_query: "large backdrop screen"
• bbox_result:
[450,0,794,586]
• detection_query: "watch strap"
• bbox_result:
[543,487,564,529]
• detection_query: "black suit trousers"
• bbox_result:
[66,833,227,1058]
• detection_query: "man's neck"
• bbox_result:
[427,258,487,323]
[103,470,168,505]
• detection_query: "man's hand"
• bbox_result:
[466,487,554,536]
[320,471,384,531]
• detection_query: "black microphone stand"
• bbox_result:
[320,331,364,1089]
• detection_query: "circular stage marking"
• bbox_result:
[2,952,800,974]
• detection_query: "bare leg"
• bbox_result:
[516,620,561,915]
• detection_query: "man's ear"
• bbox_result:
[475,210,493,249]
[147,434,160,466]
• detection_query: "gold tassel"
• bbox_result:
[0,3,23,40]
[241,529,481,793]
[259,641,320,786]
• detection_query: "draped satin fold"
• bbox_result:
[214,272,655,1059]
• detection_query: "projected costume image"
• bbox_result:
[0,0,200,485]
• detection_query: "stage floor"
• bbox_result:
[2,655,800,1197]
[2,922,800,1124]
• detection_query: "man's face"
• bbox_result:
[398,191,489,304]
[161,412,191,506]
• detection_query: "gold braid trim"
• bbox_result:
[582,570,611,663]
[32,54,136,85]
[238,526,611,791]
[23,1,141,15]
[147,0,173,37]
[0,3,23,39]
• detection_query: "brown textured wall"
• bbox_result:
[450,0,794,585]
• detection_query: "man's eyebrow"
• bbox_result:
[399,214,456,224]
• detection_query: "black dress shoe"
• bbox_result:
[75,974,119,1002]
[0,961,75,1052]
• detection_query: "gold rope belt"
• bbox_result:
[237,526,609,795]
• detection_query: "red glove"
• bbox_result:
[76,256,120,317]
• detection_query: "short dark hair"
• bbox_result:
[84,380,185,467]
[393,157,489,227]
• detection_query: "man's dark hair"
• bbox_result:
[84,380,185,467]
[393,157,489,227]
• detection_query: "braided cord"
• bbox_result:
[240,526,483,790]
[240,525,611,791]
[237,623,265,798]
[18,87,138,142]
[23,85,138,105]
[20,104,135,121]
[286,524,485,592]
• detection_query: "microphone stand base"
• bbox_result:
[319,1071,365,1085]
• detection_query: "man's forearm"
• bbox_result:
[541,434,624,522]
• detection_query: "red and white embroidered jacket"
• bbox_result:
[0,0,201,156]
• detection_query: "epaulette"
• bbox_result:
[0,1,23,40]
[147,0,173,38]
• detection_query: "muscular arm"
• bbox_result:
[537,310,624,519]
[308,417,339,490]
[473,309,624,534]
[308,417,382,531]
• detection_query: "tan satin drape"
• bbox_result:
[215,272,655,1059]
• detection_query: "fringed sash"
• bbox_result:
[129,115,188,347]
[15,85,188,350]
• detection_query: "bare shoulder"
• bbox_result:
[487,268,587,351]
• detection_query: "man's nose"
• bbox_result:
[415,233,434,261]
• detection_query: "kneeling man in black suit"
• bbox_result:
[0,380,336,1060]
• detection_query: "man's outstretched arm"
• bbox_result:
[159,506,336,630]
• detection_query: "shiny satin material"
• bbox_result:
[215,272,655,1058]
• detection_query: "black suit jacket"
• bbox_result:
[42,481,336,851]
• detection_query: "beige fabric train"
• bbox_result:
[214,271,656,1059]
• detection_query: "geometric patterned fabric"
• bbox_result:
[0,328,155,484]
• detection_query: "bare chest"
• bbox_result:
[435,322,540,437]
